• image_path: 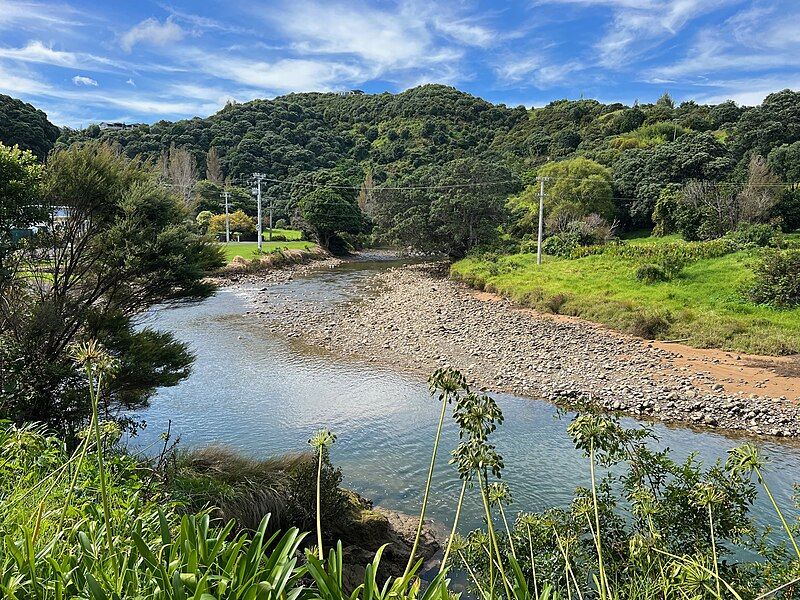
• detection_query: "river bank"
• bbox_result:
[235,261,800,438]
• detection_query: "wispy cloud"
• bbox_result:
[120,17,185,52]
[0,0,87,31]
[535,0,737,68]
[0,40,121,70]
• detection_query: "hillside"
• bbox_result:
[0,94,60,158]
[54,85,800,229]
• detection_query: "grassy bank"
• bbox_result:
[451,237,800,356]
[220,239,315,262]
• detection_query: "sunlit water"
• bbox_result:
[130,256,800,537]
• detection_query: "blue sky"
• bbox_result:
[0,0,798,127]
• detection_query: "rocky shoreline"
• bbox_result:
[235,260,800,438]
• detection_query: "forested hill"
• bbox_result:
[57,85,528,184]
[6,84,800,227]
[0,94,60,158]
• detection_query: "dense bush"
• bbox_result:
[724,223,779,248]
[746,249,800,308]
[635,263,668,283]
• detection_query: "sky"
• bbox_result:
[0,0,798,127]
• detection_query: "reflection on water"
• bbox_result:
[131,257,800,534]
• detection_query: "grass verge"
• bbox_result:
[451,243,800,356]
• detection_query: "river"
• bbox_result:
[129,255,800,536]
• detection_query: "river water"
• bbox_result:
[130,255,800,536]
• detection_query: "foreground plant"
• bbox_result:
[405,367,468,576]
[310,428,337,560]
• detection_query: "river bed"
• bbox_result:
[130,255,800,535]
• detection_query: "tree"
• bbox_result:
[193,180,253,216]
[542,157,613,220]
[372,157,519,257]
[0,143,43,277]
[160,142,198,209]
[206,146,223,184]
[768,141,800,182]
[0,142,224,436]
[737,155,781,224]
[196,210,213,234]
[298,188,363,251]
[208,210,255,238]
[613,132,731,225]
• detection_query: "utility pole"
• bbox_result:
[536,176,547,265]
[253,173,265,251]
[220,189,230,243]
[268,194,273,241]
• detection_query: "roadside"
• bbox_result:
[234,261,800,438]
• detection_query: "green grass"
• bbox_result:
[452,242,800,356]
[220,239,316,262]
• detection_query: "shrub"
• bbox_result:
[274,218,288,228]
[725,223,779,248]
[541,235,577,258]
[629,310,672,338]
[746,249,800,308]
[545,292,570,314]
[636,263,668,283]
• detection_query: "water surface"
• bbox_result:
[131,256,800,534]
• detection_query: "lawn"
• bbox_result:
[219,239,316,262]
[451,238,800,356]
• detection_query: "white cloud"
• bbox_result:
[264,0,463,78]
[126,78,135,86]
[191,51,367,92]
[120,17,185,52]
[433,19,496,48]
[0,0,86,30]
[495,53,584,88]
[0,40,120,70]
[0,61,51,95]
[645,3,800,81]
[535,0,736,68]
[72,75,97,86]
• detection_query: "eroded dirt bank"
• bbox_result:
[236,262,800,438]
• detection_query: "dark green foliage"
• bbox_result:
[613,133,732,226]
[732,89,800,159]
[724,223,779,248]
[635,263,668,283]
[373,157,519,257]
[746,249,800,308]
[0,142,43,277]
[299,188,364,251]
[775,188,800,231]
[0,84,788,244]
[0,94,60,158]
[0,143,224,434]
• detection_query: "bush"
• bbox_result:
[545,292,570,314]
[629,310,672,338]
[746,249,800,308]
[725,223,779,248]
[274,218,288,228]
[636,263,668,283]
[541,235,576,258]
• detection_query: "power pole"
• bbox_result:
[220,189,230,243]
[536,176,547,265]
[268,194,273,242]
[253,173,265,251]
